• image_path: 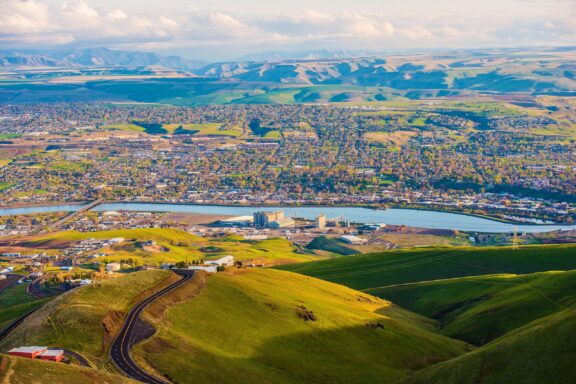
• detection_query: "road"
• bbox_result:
[110,270,195,384]
[0,306,42,342]
[32,198,104,234]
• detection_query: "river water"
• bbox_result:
[0,202,573,233]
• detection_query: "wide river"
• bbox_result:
[0,202,574,233]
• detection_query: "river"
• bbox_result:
[0,202,573,233]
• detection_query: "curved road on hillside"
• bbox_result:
[110,270,195,384]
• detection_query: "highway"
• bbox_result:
[110,270,195,384]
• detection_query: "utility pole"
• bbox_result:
[512,226,519,251]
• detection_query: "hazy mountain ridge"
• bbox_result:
[0,48,205,70]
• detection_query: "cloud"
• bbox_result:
[0,0,574,57]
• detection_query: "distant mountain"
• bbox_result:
[240,49,383,61]
[0,48,205,70]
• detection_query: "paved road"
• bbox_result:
[110,270,195,384]
[0,306,42,342]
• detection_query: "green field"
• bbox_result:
[101,123,146,132]
[163,123,243,137]
[0,270,175,367]
[277,245,576,291]
[135,269,469,384]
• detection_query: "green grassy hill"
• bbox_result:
[401,307,576,384]
[305,236,359,256]
[0,354,137,384]
[277,245,576,291]
[0,270,176,368]
[134,269,470,384]
[370,269,576,345]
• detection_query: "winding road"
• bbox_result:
[110,270,195,384]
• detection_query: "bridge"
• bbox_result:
[32,199,104,234]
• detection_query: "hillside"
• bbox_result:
[370,269,576,345]
[2,47,575,104]
[0,354,137,384]
[401,307,576,384]
[0,48,204,70]
[134,269,470,384]
[0,270,176,368]
[8,228,319,267]
[277,245,576,291]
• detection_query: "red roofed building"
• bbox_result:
[39,349,65,362]
[8,346,47,359]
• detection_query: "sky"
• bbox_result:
[1,0,575,60]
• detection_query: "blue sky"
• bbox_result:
[1,0,574,60]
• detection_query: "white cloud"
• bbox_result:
[0,0,573,57]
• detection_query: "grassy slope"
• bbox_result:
[277,244,576,291]
[135,269,470,384]
[19,229,319,266]
[0,355,137,384]
[402,307,576,384]
[0,283,47,329]
[370,270,576,345]
[305,236,359,256]
[0,270,175,367]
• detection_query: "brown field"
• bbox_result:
[160,212,234,226]
[363,131,418,145]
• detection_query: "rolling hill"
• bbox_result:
[0,270,177,368]
[134,269,470,384]
[401,307,576,384]
[277,244,576,291]
[369,269,576,345]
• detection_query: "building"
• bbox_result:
[188,265,218,273]
[39,349,65,362]
[208,255,235,267]
[253,211,285,228]
[8,346,48,359]
[340,235,368,245]
[1,253,21,258]
[106,262,121,272]
[315,214,327,229]
[269,217,296,229]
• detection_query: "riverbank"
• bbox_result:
[1,201,574,234]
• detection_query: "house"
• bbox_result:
[39,349,65,362]
[207,255,235,267]
[8,346,48,359]
[340,235,368,245]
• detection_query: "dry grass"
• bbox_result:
[364,131,418,145]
